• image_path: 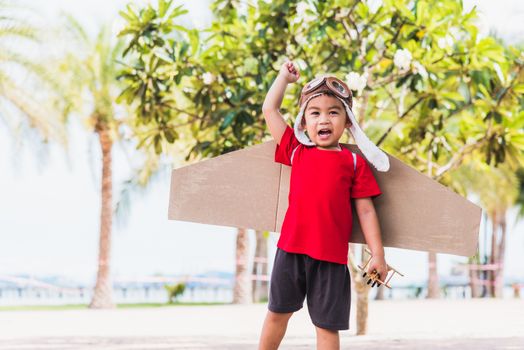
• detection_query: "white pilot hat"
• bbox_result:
[294,75,390,172]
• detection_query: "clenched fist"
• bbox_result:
[278,60,300,83]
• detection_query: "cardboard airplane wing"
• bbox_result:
[168,141,481,257]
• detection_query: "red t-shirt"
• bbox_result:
[274,125,382,265]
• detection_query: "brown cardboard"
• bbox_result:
[168,141,481,257]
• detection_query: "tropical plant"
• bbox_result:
[0,1,67,154]
[51,15,132,309]
[165,282,186,303]
[117,0,524,333]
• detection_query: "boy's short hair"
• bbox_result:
[301,91,351,127]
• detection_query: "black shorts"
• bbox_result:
[268,247,351,331]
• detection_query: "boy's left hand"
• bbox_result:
[366,255,388,287]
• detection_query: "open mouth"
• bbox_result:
[318,129,332,137]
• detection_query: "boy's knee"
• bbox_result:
[315,325,340,335]
[267,310,294,323]
[315,325,339,339]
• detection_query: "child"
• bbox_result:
[258,61,390,350]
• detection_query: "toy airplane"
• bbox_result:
[357,248,404,289]
[168,140,481,257]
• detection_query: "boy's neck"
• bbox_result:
[316,143,342,151]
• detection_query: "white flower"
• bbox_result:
[345,71,368,92]
[412,61,428,79]
[295,32,307,45]
[493,62,505,84]
[366,0,382,14]
[295,59,307,71]
[375,36,385,50]
[437,35,454,49]
[296,2,308,16]
[202,72,215,85]
[394,48,412,71]
[295,2,316,23]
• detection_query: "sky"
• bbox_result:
[0,0,523,286]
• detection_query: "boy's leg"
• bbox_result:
[258,310,294,350]
[259,247,307,349]
[305,256,351,348]
[315,326,340,350]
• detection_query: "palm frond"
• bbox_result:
[0,74,68,146]
[114,148,170,229]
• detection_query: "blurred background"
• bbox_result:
[0,0,523,336]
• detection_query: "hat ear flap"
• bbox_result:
[340,99,390,172]
[294,95,318,146]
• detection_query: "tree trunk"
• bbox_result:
[374,282,385,300]
[233,228,251,304]
[495,212,507,298]
[251,230,268,302]
[489,211,499,298]
[468,255,482,298]
[89,125,115,309]
[347,244,371,335]
[427,252,440,298]
[355,245,369,335]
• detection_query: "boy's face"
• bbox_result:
[300,94,352,149]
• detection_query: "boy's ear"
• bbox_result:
[299,118,306,131]
[345,115,352,128]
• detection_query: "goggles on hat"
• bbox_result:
[299,76,353,109]
[293,74,390,171]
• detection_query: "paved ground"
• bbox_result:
[1,336,523,349]
[0,299,523,349]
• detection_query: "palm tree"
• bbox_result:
[51,15,130,309]
[450,160,519,298]
[0,1,67,150]
[233,227,251,304]
[347,246,370,335]
[515,168,524,220]
[251,230,269,302]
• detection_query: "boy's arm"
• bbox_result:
[354,197,388,279]
[262,61,300,145]
[354,197,384,257]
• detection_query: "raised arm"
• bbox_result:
[262,61,300,145]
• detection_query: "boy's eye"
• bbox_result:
[330,111,339,114]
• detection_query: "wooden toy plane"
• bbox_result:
[168,140,481,257]
[357,248,405,289]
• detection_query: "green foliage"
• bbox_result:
[117,0,199,154]
[516,167,524,219]
[118,0,524,187]
[0,1,68,146]
[164,282,186,303]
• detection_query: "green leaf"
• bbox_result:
[116,86,136,105]
[188,29,199,55]
[220,111,236,131]
[484,111,502,123]
[154,134,162,154]
[164,128,178,143]
[513,84,524,94]
[158,0,171,17]
[440,91,465,102]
